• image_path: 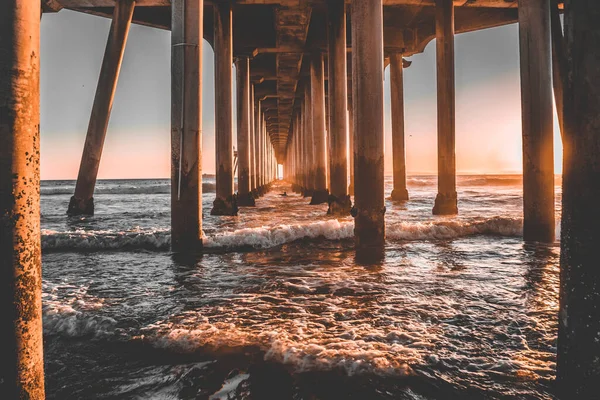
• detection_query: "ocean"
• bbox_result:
[41,175,561,399]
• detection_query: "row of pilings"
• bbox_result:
[2,0,600,398]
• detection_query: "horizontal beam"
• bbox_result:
[52,0,555,9]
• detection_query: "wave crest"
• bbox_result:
[41,217,522,252]
[387,217,522,240]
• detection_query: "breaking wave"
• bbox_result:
[41,228,171,252]
[386,216,522,240]
[41,217,522,252]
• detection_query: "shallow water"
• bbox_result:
[41,175,560,399]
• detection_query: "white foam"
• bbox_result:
[209,373,249,400]
[386,217,523,240]
[203,219,354,249]
[41,228,171,251]
[41,217,523,252]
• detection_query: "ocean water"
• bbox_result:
[41,175,561,399]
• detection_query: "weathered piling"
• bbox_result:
[171,0,203,252]
[303,84,315,197]
[557,1,600,396]
[432,0,458,215]
[327,0,351,215]
[68,0,135,215]
[212,2,237,215]
[351,0,386,251]
[236,56,255,206]
[310,54,329,205]
[0,0,45,398]
[255,101,263,196]
[347,98,354,196]
[389,52,409,201]
[250,84,257,194]
[518,0,554,242]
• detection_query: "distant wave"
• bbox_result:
[40,183,217,196]
[41,217,523,253]
[407,176,524,187]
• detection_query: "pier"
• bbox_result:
[2,0,600,397]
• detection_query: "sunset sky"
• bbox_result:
[40,10,562,180]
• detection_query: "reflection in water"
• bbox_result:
[40,177,560,399]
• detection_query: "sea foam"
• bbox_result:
[41,217,523,252]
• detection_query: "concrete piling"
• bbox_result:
[351,0,386,251]
[518,0,555,242]
[347,99,355,196]
[236,56,255,206]
[212,2,237,216]
[326,0,351,215]
[68,0,135,216]
[389,52,409,202]
[0,0,45,397]
[432,0,458,215]
[171,0,203,252]
[303,84,315,197]
[558,2,600,396]
[310,54,329,205]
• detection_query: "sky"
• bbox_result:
[40,10,562,180]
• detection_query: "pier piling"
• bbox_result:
[518,0,555,242]
[212,2,237,216]
[236,56,255,206]
[433,0,458,215]
[68,0,135,216]
[389,52,410,202]
[0,0,45,397]
[557,1,600,396]
[351,0,386,251]
[171,0,203,252]
[310,54,329,205]
[327,0,351,215]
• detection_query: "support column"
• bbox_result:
[432,0,458,215]
[389,52,409,201]
[327,0,351,215]
[518,0,554,241]
[212,3,237,215]
[348,97,355,196]
[351,0,385,252]
[303,84,315,197]
[68,0,135,215]
[171,0,203,251]
[255,101,263,196]
[250,84,256,194]
[0,1,45,398]
[558,2,600,396]
[236,56,255,206]
[310,54,329,205]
